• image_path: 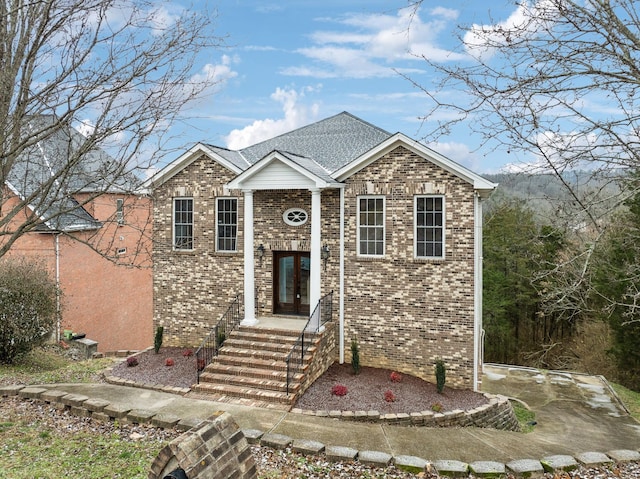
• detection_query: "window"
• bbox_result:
[216,198,237,252]
[116,198,124,225]
[283,207,308,226]
[415,196,445,258]
[173,198,193,250]
[358,196,385,256]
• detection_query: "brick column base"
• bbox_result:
[149,411,257,479]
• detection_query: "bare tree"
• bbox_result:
[0,0,225,258]
[406,0,640,308]
[410,0,639,225]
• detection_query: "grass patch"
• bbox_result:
[0,346,114,385]
[611,382,640,422]
[511,400,536,433]
[0,421,165,479]
[0,347,166,478]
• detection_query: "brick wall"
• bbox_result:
[153,146,478,388]
[1,189,153,352]
[152,156,244,347]
[340,146,477,388]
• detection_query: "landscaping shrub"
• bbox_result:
[182,349,193,357]
[331,384,348,396]
[435,359,446,393]
[0,258,58,363]
[165,358,174,367]
[154,326,163,354]
[351,338,360,375]
[431,402,443,412]
[384,390,396,402]
[390,371,402,383]
[126,356,139,367]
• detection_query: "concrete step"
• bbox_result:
[191,382,296,405]
[205,363,304,382]
[197,371,301,394]
[222,338,295,354]
[213,355,309,373]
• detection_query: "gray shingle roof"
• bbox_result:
[237,111,392,172]
[6,116,135,232]
[201,144,250,171]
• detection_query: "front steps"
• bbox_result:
[190,325,320,409]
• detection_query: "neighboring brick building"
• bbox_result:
[148,112,495,390]
[1,118,153,353]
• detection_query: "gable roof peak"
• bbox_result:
[238,111,392,172]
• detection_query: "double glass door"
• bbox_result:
[274,252,310,315]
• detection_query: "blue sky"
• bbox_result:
[165,1,519,174]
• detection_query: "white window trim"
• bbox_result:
[216,197,238,253]
[173,197,194,251]
[356,195,386,257]
[115,198,125,225]
[414,194,446,259]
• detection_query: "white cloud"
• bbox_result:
[463,0,558,60]
[285,6,465,79]
[224,87,321,150]
[427,140,481,170]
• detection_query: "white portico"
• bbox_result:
[226,151,343,326]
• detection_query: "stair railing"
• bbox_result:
[285,290,333,395]
[195,293,243,383]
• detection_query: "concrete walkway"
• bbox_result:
[3,363,638,469]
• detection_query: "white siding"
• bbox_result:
[242,160,316,189]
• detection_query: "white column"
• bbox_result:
[241,189,258,326]
[310,188,322,311]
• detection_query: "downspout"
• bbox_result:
[55,232,61,342]
[473,192,483,392]
[339,186,345,363]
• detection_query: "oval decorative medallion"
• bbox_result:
[283,207,308,226]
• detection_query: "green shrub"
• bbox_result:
[351,338,360,375]
[154,326,164,354]
[435,359,446,393]
[0,258,58,363]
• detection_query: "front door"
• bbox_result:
[274,251,310,316]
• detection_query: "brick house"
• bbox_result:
[148,112,496,395]
[1,117,153,353]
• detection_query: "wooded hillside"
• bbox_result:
[482,172,640,390]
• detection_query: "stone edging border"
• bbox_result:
[2,384,639,478]
[291,393,520,430]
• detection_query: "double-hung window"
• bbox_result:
[173,198,194,250]
[358,196,385,256]
[415,195,445,258]
[216,198,237,252]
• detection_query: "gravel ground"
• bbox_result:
[108,347,197,389]
[295,363,488,413]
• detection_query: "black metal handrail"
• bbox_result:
[195,294,243,383]
[285,290,333,395]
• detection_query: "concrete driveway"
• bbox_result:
[482,364,640,458]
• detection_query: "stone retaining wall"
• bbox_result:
[292,393,521,431]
